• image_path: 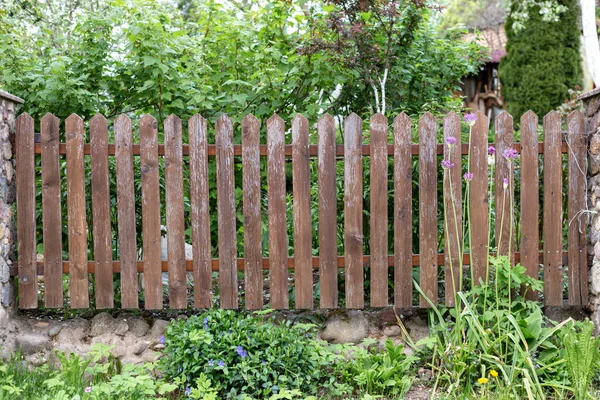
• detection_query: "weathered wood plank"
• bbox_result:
[40,113,63,308]
[419,112,437,307]
[267,114,288,309]
[164,115,187,309]
[567,110,587,305]
[495,112,515,263]
[189,114,212,308]
[543,111,563,306]
[442,112,462,306]
[370,113,388,307]
[469,111,489,286]
[394,113,413,308]
[344,113,364,309]
[318,114,338,309]
[216,114,238,309]
[241,114,262,310]
[90,114,113,309]
[292,114,313,309]
[520,111,540,300]
[115,114,138,309]
[16,113,37,309]
[65,114,89,308]
[140,114,162,310]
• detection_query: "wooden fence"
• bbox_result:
[14,110,588,310]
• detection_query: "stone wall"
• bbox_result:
[0,91,23,328]
[582,88,600,332]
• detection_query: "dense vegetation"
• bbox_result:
[499,0,583,118]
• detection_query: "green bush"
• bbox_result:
[160,309,334,398]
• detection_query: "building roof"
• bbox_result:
[465,24,507,63]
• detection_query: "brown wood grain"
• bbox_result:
[469,111,489,286]
[267,114,288,309]
[520,111,540,301]
[16,113,37,309]
[318,114,338,309]
[442,112,462,306]
[140,114,162,310]
[567,110,587,306]
[543,111,563,306]
[241,114,262,310]
[164,115,187,309]
[418,112,438,307]
[292,114,313,309]
[344,113,364,309]
[394,113,413,308]
[40,113,63,308]
[90,114,113,309]
[216,114,238,309]
[65,114,89,308]
[494,112,514,263]
[189,114,212,308]
[370,113,388,307]
[115,115,138,309]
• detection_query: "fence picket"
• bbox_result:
[292,114,313,309]
[90,114,113,309]
[115,114,138,309]
[242,114,262,310]
[567,110,587,305]
[443,112,462,306]
[419,112,437,306]
[520,111,539,300]
[344,113,364,309]
[140,114,162,309]
[267,114,288,309]
[41,113,63,308]
[16,113,37,309]
[318,114,338,309]
[469,111,489,286]
[495,112,514,263]
[65,114,89,308]
[164,115,187,309]
[189,114,212,308]
[394,113,413,308]
[543,111,563,306]
[216,114,238,309]
[370,113,388,307]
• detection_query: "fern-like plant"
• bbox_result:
[564,320,600,400]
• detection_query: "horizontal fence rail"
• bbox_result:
[14,110,588,310]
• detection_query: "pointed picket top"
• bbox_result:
[90,113,107,125]
[267,113,284,129]
[370,113,388,132]
[472,110,488,130]
[267,113,285,145]
[16,112,33,125]
[166,113,181,123]
[41,112,59,124]
[115,113,131,129]
[543,110,561,125]
[521,110,538,126]
[164,114,182,133]
[292,114,308,143]
[140,113,157,127]
[216,114,234,145]
[318,112,335,128]
[65,114,83,139]
[443,111,460,124]
[495,110,513,126]
[567,109,584,126]
[242,113,259,126]
[216,113,233,131]
[65,113,83,124]
[345,112,361,126]
[420,111,435,123]
[418,111,436,138]
[393,112,411,129]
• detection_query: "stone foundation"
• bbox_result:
[581,88,600,332]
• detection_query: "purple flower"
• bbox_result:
[203,317,209,329]
[185,387,191,396]
[85,387,92,393]
[463,172,474,182]
[159,335,165,344]
[441,159,454,169]
[218,360,225,367]
[488,146,496,156]
[502,148,519,160]
[208,359,215,366]
[236,346,248,358]
[503,178,509,189]
[445,136,457,146]
[464,113,477,125]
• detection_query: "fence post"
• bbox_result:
[0,90,24,328]
[581,88,600,332]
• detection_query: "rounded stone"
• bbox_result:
[132,342,148,355]
[128,318,149,337]
[91,312,118,337]
[383,324,402,337]
[320,311,369,344]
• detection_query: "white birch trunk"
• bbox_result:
[581,0,600,86]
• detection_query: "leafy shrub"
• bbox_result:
[564,320,600,400]
[161,309,334,398]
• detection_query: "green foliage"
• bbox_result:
[160,309,335,398]
[564,320,600,400]
[335,338,415,398]
[499,0,582,119]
